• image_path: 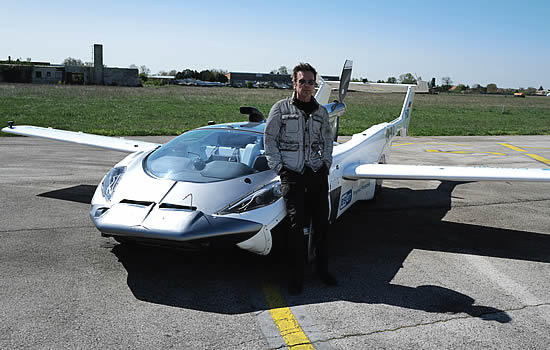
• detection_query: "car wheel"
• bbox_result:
[374,156,385,198]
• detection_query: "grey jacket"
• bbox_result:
[264,94,333,174]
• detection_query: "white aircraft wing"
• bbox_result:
[343,163,550,182]
[325,81,429,93]
[2,125,161,153]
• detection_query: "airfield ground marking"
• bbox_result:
[392,142,470,147]
[425,149,507,155]
[498,143,528,153]
[499,143,550,166]
[522,146,550,150]
[261,283,315,350]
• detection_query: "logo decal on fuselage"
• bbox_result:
[339,189,352,210]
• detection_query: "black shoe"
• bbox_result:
[318,271,338,286]
[288,279,303,295]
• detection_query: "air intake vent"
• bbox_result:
[120,199,154,206]
[159,203,197,211]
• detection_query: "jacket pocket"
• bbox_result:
[312,114,324,123]
[310,114,323,134]
[279,141,299,151]
[281,114,300,133]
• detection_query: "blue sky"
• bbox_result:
[3,0,549,88]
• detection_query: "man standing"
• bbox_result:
[264,63,337,295]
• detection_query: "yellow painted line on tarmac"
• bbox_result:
[498,143,550,166]
[393,142,470,147]
[499,143,527,152]
[262,283,315,350]
[426,149,506,156]
[525,153,550,166]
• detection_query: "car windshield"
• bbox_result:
[145,128,268,183]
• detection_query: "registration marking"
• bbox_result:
[262,283,315,349]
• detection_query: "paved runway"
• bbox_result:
[1,135,550,349]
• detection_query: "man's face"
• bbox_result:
[293,71,315,102]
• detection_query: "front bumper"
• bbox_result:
[90,202,263,247]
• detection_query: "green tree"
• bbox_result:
[199,70,214,81]
[453,84,467,93]
[386,76,397,84]
[440,76,453,91]
[210,69,228,83]
[270,66,289,75]
[398,73,417,84]
[139,65,150,75]
[176,69,200,79]
[525,87,537,95]
[441,76,452,86]
[64,57,84,66]
[487,83,498,93]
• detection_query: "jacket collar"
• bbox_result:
[291,91,320,110]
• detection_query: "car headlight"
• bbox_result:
[101,166,126,201]
[219,181,282,214]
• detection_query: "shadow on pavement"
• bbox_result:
[38,184,96,204]
[110,181,550,321]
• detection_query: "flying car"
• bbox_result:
[3,60,550,255]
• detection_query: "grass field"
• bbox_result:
[1,83,549,136]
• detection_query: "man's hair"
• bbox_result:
[292,63,317,82]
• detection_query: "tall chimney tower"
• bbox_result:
[93,44,104,85]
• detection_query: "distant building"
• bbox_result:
[147,75,176,84]
[226,72,292,87]
[225,72,339,87]
[0,44,139,86]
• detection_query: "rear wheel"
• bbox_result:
[374,156,385,198]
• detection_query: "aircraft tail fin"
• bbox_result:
[393,86,415,137]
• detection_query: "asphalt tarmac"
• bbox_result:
[1,135,550,349]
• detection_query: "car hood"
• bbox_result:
[106,154,278,215]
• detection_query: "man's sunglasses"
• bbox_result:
[298,79,316,86]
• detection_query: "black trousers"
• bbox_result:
[280,166,330,282]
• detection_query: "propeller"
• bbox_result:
[328,60,353,142]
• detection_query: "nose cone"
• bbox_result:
[92,202,263,244]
